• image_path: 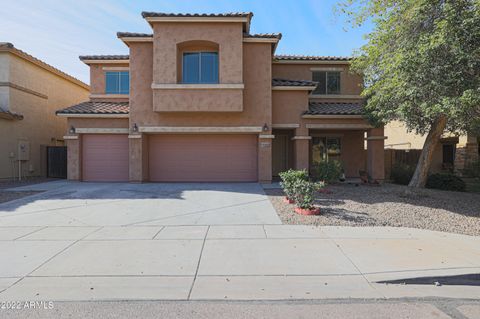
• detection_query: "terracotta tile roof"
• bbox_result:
[79,55,129,61]
[304,102,364,115]
[0,42,14,49]
[0,108,24,120]
[244,33,282,40]
[274,55,352,62]
[56,101,129,115]
[117,32,153,38]
[141,12,253,18]
[272,78,317,87]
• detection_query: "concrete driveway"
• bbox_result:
[0,181,479,302]
[0,181,281,226]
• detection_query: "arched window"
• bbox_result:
[177,41,219,84]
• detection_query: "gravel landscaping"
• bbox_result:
[265,183,480,236]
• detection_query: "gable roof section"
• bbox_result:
[56,101,129,116]
[0,108,24,121]
[304,102,364,116]
[142,12,252,18]
[244,33,282,40]
[141,12,253,32]
[79,55,129,64]
[0,43,89,90]
[272,78,317,87]
[274,55,352,64]
[117,32,153,38]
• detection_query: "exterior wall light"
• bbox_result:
[262,123,269,132]
[132,123,138,132]
[69,126,75,134]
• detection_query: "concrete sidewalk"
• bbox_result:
[0,225,479,301]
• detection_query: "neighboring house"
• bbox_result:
[0,43,89,180]
[56,12,386,183]
[385,121,479,175]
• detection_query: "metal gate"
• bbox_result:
[47,146,67,178]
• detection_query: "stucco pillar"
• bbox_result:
[65,136,80,180]
[366,127,386,181]
[258,135,273,183]
[129,134,143,183]
[292,136,311,171]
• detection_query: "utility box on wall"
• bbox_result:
[17,140,30,161]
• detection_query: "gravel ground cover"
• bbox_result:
[265,183,480,236]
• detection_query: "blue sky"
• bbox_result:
[0,0,372,84]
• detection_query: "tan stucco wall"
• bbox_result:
[152,22,243,84]
[129,41,271,127]
[123,38,273,182]
[89,63,129,96]
[272,63,362,96]
[68,118,129,129]
[0,52,89,179]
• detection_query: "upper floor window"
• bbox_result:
[105,71,129,94]
[312,71,340,95]
[182,52,219,84]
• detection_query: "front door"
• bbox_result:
[310,136,342,174]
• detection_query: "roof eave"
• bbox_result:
[272,86,317,91]
[302,114,364,119]
[273,59,351,65]
[56,113,130,118]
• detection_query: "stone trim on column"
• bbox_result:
[258,135,273,183]
[129,133,144,183]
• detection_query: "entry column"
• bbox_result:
[65,135,80,180]
[258,134,274,183]
[129,133,146,182]
[366,127,386,181]
[292,135,311,171]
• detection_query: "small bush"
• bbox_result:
[315,159,343,183]
[279,169,308,200]
[390,164,415,185]
[292,179,324,209]
[426,173,466,192]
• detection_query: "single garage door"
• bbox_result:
[149,134,258,182]
[82,134,129,182]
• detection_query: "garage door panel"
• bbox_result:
[82,134,129,182]
[149,135,257,182]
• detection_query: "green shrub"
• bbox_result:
[292,179,324,209]
[315,159,343,183]
[390,163,415,185]
[426,173,466,192]
[279,169,308,200]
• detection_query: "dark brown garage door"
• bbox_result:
[82,134,129,182]
[149,134,258,182]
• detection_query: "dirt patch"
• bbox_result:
[265,183,480,236]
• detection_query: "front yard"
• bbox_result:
[265,183,480,236]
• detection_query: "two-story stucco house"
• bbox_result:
[0,42,89,180]
[56,12,386,183]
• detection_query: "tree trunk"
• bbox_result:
[408,115,448,188]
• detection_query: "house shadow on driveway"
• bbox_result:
[0,181,281,226]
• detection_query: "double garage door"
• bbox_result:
[82,134,257,182]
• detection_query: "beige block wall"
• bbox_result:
[0,52,89,179]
